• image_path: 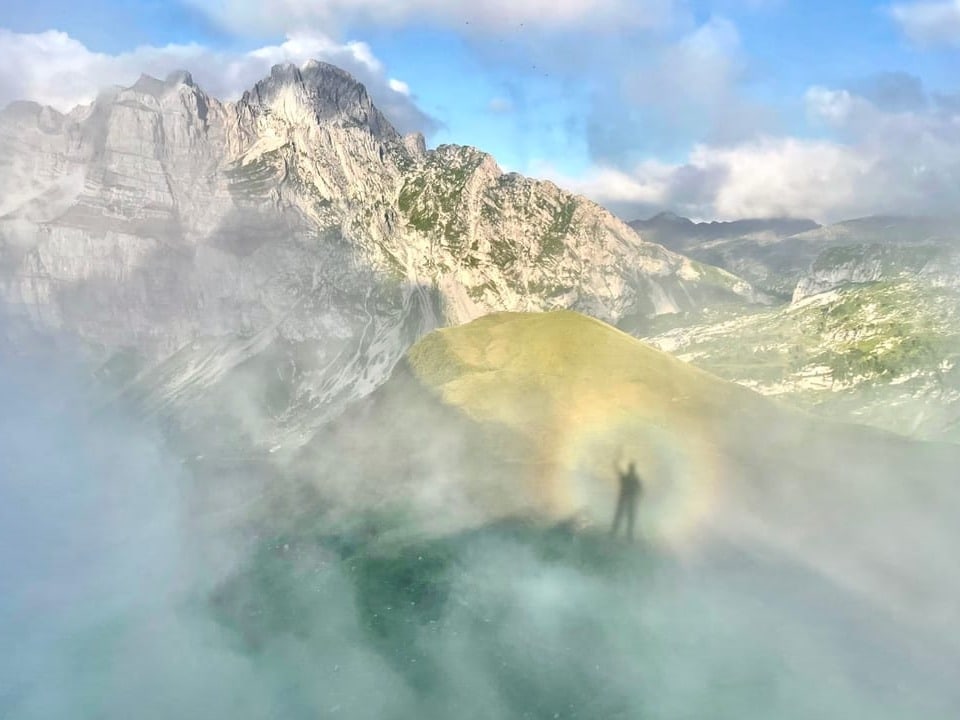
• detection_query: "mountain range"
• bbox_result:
[629,212,960,440]
[3,59,959,451]
[0,61,761,454]
[632,212,960,300]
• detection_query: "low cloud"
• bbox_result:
[0,29,437,136]
[889,0,960,46]
[3,316,956,718]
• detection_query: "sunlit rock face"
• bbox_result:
[0,63,436,450]
[791,222,960,301]
[0,61,761,450]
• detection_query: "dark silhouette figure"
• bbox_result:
[611,461,642,541]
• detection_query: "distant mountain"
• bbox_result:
[633,214,960,442]
[644,278,960,442]
[630,213,960,299]
[627,212,819,297]
[628,212,819,252]
[790,216,960,300]
[0,61,762,454]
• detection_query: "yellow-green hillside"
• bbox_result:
[403,310,792,538]
[274,307,960,702]
[300,309,960,626]
[407,309,760,431]
[310,310,954,538]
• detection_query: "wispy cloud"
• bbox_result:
[888,0,960,46]
[584,15,777,165]
[850,71,929,112]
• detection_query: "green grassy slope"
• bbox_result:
[644,281,960,441]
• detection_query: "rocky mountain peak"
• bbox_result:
[0,100,65,133]
[649,210,695,226]
[402,131,427,157]
[239,60,398,140]
[165,69,195,87]
[129,71,197,96]
[123,70,204,107]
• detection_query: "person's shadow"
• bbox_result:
[611,461,642,541]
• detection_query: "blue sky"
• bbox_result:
[2,0,960,221]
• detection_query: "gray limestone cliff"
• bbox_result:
[791,217,960,301]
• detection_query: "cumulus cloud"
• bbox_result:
[889,0,960,45]
[543,84,960,223]
[185,0,681,35]
[804,85,882,136]
[0,29,436,135]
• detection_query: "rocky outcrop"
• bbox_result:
[394,146,763,326]
[793,240,960,301]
